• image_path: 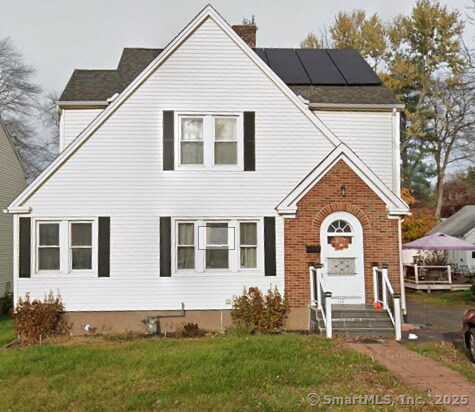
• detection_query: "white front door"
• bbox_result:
[320,212,365,305]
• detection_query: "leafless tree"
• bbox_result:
[0,35,58,180]
[427,79,475,220]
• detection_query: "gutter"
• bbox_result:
[3,206,31,214]
[309,102,405,111]
[57,100,108,109]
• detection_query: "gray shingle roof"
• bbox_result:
[428,206,475,238]
[59,47,400,105]
[289,85,399,105]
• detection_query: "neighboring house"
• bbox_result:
[7,6,409,334]
[0,120,26,298]
[429,205,475,269]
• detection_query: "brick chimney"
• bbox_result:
[232,24,257,48]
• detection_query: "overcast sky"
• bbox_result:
[0,0,473,95]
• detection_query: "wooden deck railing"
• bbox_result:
[404,264,452,284]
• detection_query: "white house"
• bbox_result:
[7,6,408,335]
[0,120,26,300]
[429,206,475,270]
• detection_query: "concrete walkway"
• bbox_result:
[348,341,475,411]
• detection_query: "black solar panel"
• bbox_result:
[264,49,310,84]
[327,49,381,85]
[253,48,269,65]
[296,49,346,85]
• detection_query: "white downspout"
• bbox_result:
[398,218,407,316]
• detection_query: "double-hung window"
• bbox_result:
[214,117,237,165]
[240,222,257,269]
[177,223,195,269]
[174,219,260,273]
[38,223,60,271]
[35,219,96,274]
[205,222,229,269]
[180,117,204,165]
[178,114,241,168]
[70,222,93,270]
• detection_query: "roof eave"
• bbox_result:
[309,102,404,111]
[58,100,108,109]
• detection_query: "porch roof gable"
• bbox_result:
[276,143,409,218]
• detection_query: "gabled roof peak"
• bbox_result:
[276,143,409,217]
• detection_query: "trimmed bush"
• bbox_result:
[13,291,71,344]
[231,287,289,333]
[177,322,206,338]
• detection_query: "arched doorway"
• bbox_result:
[320,212,365,304]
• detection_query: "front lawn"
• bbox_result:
[406,289,474,308]
[0,316,14,346]
[0,317,440,411]
[405,341,475,384]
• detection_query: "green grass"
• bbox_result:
[406,341,475,383]
[406,289,474,308]
[0,316,14,346]
[0,317,441,411]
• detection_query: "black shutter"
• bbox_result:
[19,217,31,278]
[163,111,174,170]
[160,217,171,277]
[98,217,110,277]
[264,217,276,276]
[243,111,255,171]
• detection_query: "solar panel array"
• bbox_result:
[254,48,381,86]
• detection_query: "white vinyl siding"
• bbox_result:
[60,108,103,151]
[0,124,25,295]
[15,17,389,311]
[315,111,396,191]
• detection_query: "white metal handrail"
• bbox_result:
[372,264,402,341]
[309,265,332,338]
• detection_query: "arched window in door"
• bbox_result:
[327,219,353,251]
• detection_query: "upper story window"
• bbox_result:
[214,118,237,165]
[180,118,204,165]
[177,114,241,169]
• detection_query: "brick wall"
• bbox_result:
[284,160,401,310]
[232,25,257,48]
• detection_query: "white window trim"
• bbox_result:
[176,221,197,271]
[239,221,259,270]
[175,112,243,171]
[32,218,98,278]
[68,220,97,273]
[172,217,263,276]
[202,220,235,273]
[36,221,61,273]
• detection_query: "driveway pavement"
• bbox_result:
[404,299,468,342]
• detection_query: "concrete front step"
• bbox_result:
[321,318,394,328]
[331,310,390,319]
[310,304,396,338]
[328,327,395,337]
